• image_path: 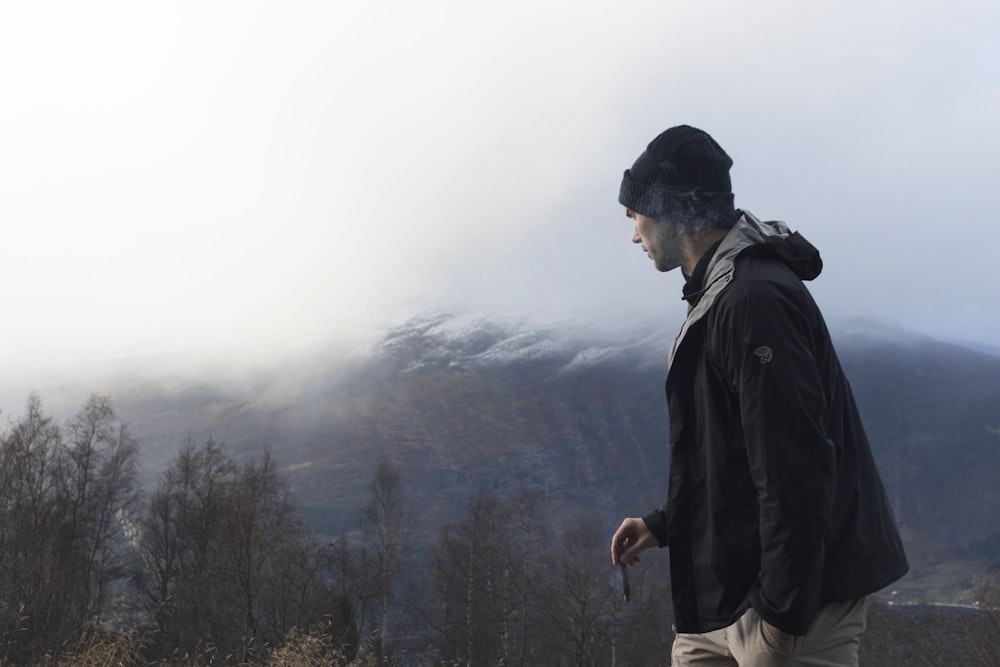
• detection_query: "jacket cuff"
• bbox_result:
[642,510,670,548]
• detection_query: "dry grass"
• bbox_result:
[36,628,396,667]
[32,603,1000,666]
[59,631,148,667]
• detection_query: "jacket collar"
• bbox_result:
[668,210,793,368]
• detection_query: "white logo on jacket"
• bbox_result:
[754,346,773,364]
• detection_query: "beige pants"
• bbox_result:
[671,598,867,667]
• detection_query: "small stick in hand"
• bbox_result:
[617,539,630,601]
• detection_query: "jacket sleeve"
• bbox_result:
[715,278,837,636]
[641,506,670,548]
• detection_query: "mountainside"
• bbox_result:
[110,314,675,536]
[98,313,1000,602]
[834,318,1000,562]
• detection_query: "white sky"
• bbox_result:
[1,0,998,385]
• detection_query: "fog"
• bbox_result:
[1,0,997,398]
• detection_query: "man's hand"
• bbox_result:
[610,517,657,566]
[763,621,795,653]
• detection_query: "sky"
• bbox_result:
[1,0,998,389]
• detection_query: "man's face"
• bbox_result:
[627,209,683,273]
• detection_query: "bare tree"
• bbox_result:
[0,394,67,662]
[221,451,306,661]
[60,394,140,623]
[539,522,621,667]
[0,394,139,664]
[359,454,413,664]
[611,551,675,666]
[509,486,548,667]
[137,438,348,663]
[137,437,236,657]
[428,490,515,667]
[326,532,364,657]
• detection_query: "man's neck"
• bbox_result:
[681,227,729,277]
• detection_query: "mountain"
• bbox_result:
[86,312,1000,602]
[107,313,674,536]
[833,318,1000,557]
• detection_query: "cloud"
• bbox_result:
[0,0,996,386]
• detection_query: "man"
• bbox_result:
[609,125,908,667]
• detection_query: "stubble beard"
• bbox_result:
[653,223,685,273]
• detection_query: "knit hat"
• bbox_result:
[619,125,735,222]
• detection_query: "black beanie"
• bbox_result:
[619,125,735,222]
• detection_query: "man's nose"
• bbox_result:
[632,226,641,244]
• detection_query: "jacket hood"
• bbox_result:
[669,211,822,369]
[712,211,822,282]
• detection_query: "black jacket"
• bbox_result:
[643,212,908,636]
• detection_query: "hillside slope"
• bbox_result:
[100,313,1000,601]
